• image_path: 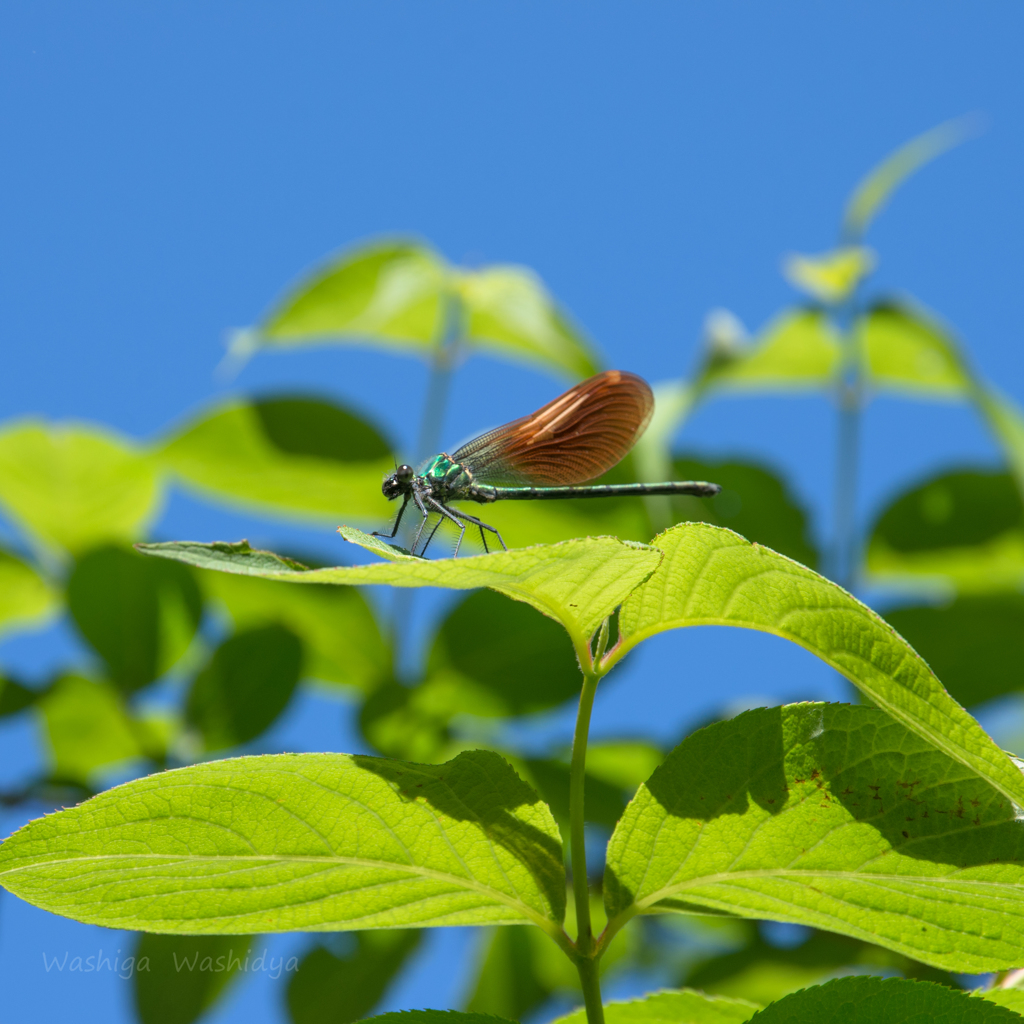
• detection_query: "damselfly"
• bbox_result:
[375,370,720,556]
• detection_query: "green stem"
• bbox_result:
[569,665,605,1024]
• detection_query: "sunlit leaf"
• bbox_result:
[748,975,1020,1023]
[606,703,1024,972]
[984,992,1024,1016]
[67,546,203,694]
[186,624,302,751]
[246,240,448,354]
[38,675,142,784]
[203,572,389,695]
[134,934,252,1024]
[610,523,1024,809]
[865,469,1024,594]
[843,116,982,240]
[454,265,599,379]
[782,247,875,305]
[156,396,395,522]
[426,589,582,716]
[0,750,566,934]
[700,309,841,391]
[861,302,973,398]
[138,530,663,653]
[885,595,1024,708]
[975,386,1024,503]
[671,457,818,568]
[287,930,420,1024]
[552,989,760,1024]
[0,420,160,554]
[0,547,58,637]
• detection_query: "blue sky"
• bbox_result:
[2,4,1023,1021]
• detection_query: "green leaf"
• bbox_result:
[156,396,395,522]
[0,420,161,554]
[204,571,390,694]
[748,976,1022,1023]
[584,741,665,792]
[426,589,582,717]
[138,531,663,653]
[682,925,954,1006]
[38,675,142,784]
[358,678,459,763]
[865,469,1024,594]
[287,930,421,1024]
[670,457,818,569]
[133,934,253,1024]
[253,240,448,353]
[524,757,627,830]
[984,992,1024,1015]
[885,595,1024,707]
[700,310,840,392]
[782,247,875,305]
[0,749,566,934]
[604,702,1024,973]
[355,1013,515,1024]
[453,265,599,379]
[975,386,1024,503]
[610,522,1024,809]
[186,624,302,751]
[843,116,982,240]
[0,547,58,637]
[551,989,760,1024]
[68,546,203,694]
[861,302,973,398]
[0,676,40,717]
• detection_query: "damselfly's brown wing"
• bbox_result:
[452,370,654,486]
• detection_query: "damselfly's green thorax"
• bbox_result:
[374,370,721,557]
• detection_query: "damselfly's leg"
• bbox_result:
[447,508,507,553]
[420,514,445,557]
[372,493,410,540]
[424,497,467,557]
[409,491,431,555]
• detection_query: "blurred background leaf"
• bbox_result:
[885,594,1024,708]
[865,468,1024,593]
[0,547,59,636]
[287,930,421,1024]
[186,624,302,751]
[203,571,390,695]
[134,934,253,1024]
[156,396,395,523]
[0,675,39,718]
[68,545,202,694]
[0,421,161,554]
[38,674,142,784]
[782,247,875,305]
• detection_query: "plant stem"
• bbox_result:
[569,665,605,1024]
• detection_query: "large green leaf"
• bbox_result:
[38,675,143,784]
[842,116,981,240]
[885,595,1024,708]
[0,750,566,935]
[426,589,583,716]
[156,396,395,522]
[670,457,818,569]
[186,624,302,751]
[699,309,840,392]
[453,265,599,379]
[67,546,203,694]
[0,547,58,637]
[748,976,1021,1023]
[0,420,161,553]
[287,930,420,1024]
[604,703,1024,973]
[137,530,663,653]
[133,934,253,1024]
[251,240,448,353]
[204,571,390,694]
[552,989,760,1024]
[985,993,1024,1016]
[609,522,1024,809]
[861,302,973,398]
[865,469,1024,594]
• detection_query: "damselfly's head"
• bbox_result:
[382,463,415,500]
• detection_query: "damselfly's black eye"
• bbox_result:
[396,464,414,483]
